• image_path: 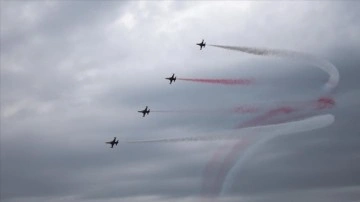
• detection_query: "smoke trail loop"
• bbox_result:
[205,44,339,197]
[220,114,335,195]
[209,45,339,91]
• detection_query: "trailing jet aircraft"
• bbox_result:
[165,73,176,84]
[106,137,119,148]
[138,106,150,117]
[196,39,206,50]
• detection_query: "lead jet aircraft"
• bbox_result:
[196,39,206,50]
[106,137,119,148]
[165,73,176,84]
[138,106,150,117]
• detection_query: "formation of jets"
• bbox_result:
[106,40,206,148]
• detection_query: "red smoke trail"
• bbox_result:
[256,112,318,127]
[211,139,248,195]
[202,143,231,198]
[153,97,335,119]
[236,106,295,129]
[201,139,250,202]
[231,97,335,128]
[316,97,335,109]
[178,78,254,85]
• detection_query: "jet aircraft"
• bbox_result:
[138,106,150,117]
[165,73,176,84]
[106,137,119,148]
[196,39,206,50]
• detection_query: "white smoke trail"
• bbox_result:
[210,45,339,91]
[123,114,334,144]
[124,135,230,143]
[220,114,335,195]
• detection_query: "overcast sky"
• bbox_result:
[1,1,360,202]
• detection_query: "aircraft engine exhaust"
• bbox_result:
[178,78,254,85]
[152,106,259,115]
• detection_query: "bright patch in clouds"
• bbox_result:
[119,12,136,30]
